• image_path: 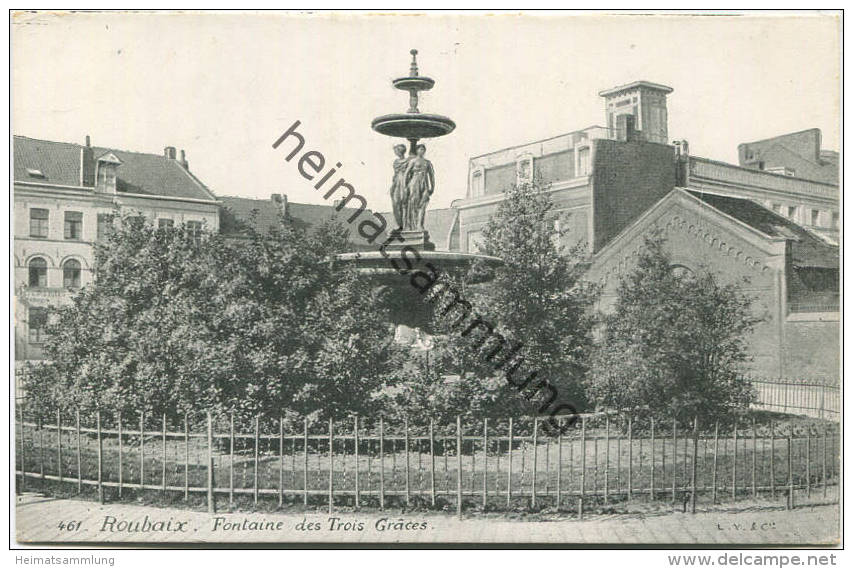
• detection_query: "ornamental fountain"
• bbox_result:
[333,49,502,340]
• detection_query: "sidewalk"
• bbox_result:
[15,494,840,545]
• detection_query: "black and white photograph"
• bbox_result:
[9,9,842,555]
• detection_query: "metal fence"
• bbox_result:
[750,379,840,419]
[15,409,840,517]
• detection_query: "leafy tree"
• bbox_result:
[389,181,598,420]
[588,233,760,423]
[23,214,395,424]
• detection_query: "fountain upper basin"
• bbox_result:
[371,113,456,139]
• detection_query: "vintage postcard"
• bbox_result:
[11,10,841,551]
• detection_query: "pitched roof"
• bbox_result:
[13,135,217,201]
[220,195,459,252]
[686,190,838,269]
[219,195,387,250]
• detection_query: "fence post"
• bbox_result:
[229,413,235,510]
[206,411,214,514]
[254,416,260,507]
[732,418,738,500]
[690,417,698,514]
[650,418,655,501]
[304,418,309,507]
[671,417,677,503]
[18,404,26,493]
[162,413,167,496]
[354,416,360,510]
[783,382,788,414]
[822,425,827,498]
[770,420,776,499]
[379,417,385,510]
[751,417,757,499]
[116,411,123,499]
[328,418,334,514]
[184,414,190,502]
[57,410,63,485]
[506,418,513,508]
[531,417,538,508]
[96,410,104,504]
[279,417,284,508]
[404,417,410,507]
[626,416,632,500]
[712,422,719,504]
[429,418,436,507]
[604,415,610,504]
[806,430,811,498]
[75,409,82,495]
[581,416,587,504]
[140,411,145,493]
[38,415,45,483]
[787,429,794,510]
[456,415,463,518]
[482,418,488,509]
[557,418,563,508]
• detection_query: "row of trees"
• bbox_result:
[23,182,760,425]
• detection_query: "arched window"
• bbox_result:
[670,264,694,279]
[28,257,48,287]
[63,259,82,289]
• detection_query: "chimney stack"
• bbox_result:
[81,135,95,186]
[164,146,176,160]
[179,149,189,169]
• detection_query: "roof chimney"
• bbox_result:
[179,149,188,169]
[81,136,95,186]
[164,146,176,160]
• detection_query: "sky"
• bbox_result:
[12,11,840,210]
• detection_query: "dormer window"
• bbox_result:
[95,152,122,194]
[26,168,45,178]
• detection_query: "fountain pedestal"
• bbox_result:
[387,229,436,251]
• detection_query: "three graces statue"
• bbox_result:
[390,143,435,231]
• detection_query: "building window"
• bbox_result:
[811,209,820,227]
[577,147,591,176]
[28,307,48,344]
[671,264,695,279]
[29,208,49,238]
[467,230,484,253]
[63,259,82,288]
[28,257,48,288]
[832,211,839,229]
[771,203,782,214]
[158,218,175,230]
[97,213,114,241]
[516,155,533,185]
[470,169,484,198]
[186,221,203,238]
[64,211,83,240]
[787,205,798,220]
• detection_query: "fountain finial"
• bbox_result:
[409,49,419,76]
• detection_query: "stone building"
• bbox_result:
[449,81,839,382]
[13,135,220,368]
